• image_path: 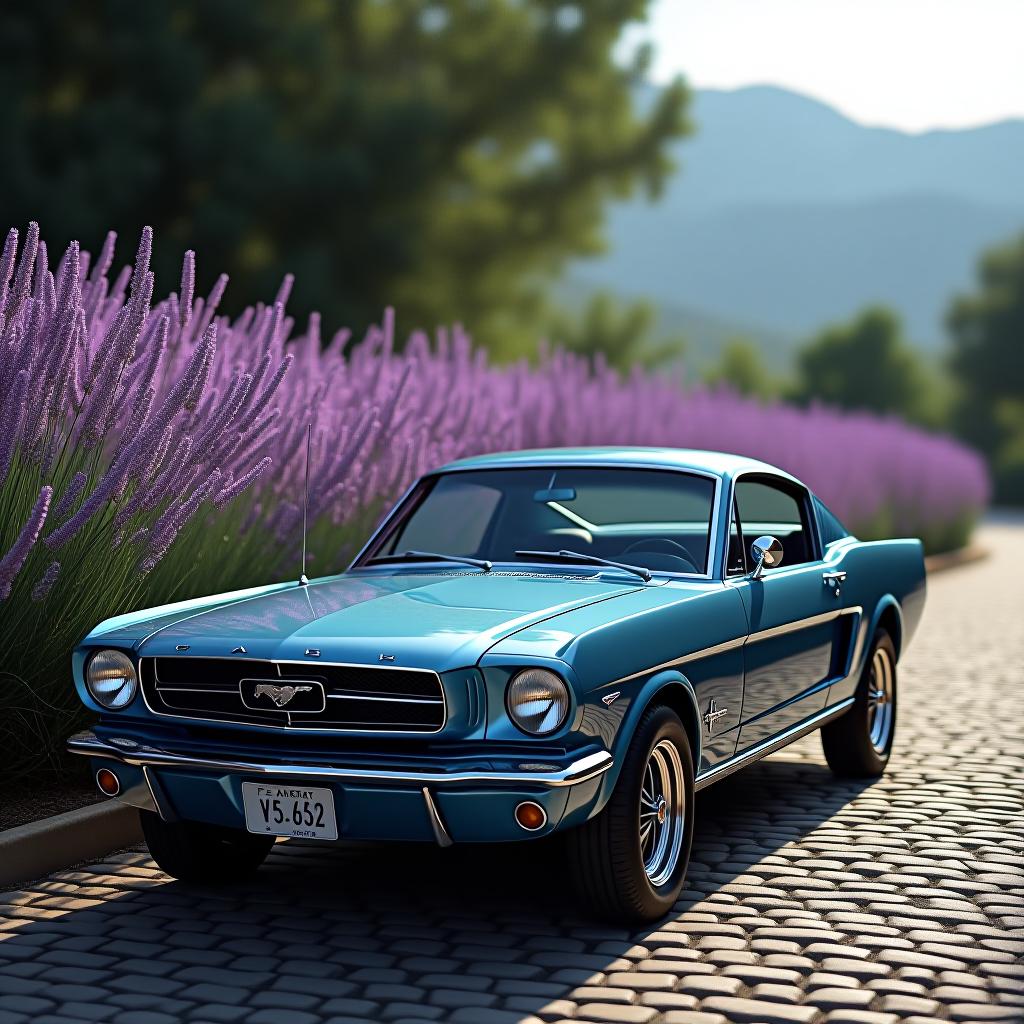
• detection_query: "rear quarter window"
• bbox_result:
[814,495,851,547]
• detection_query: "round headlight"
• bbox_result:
[506,668,570,736]
[86,649,138,710]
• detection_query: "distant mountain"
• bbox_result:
[570,85,1024,349]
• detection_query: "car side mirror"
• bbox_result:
[750,535,783,580]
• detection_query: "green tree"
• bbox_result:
[544,291,683,370]
[948,233,1024,502]
[704,338,777,399]
[790,306,936,423]
[0,0,687,353]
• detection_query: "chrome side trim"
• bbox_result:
[693,697,855,792]
[67,732,614,789]
[599,606,862,691]
[746,605,861,645]
[607,636,746,688]
[422,787,454,846]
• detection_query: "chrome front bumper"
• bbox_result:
[68,730,614,845]
[67,731,613,788]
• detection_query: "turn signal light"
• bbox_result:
[514,801,547,831]
[96,768,121,796]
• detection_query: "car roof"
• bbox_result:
[437,446,800,485]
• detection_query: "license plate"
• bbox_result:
[241,782,338,841]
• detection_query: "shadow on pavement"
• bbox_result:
[0,757,882,1023]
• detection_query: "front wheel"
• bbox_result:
[140,811,275,883]
[566,705,694,923]
[821,627,898,778]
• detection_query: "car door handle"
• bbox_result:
[822,570,847,596]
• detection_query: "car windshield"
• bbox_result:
[363,467,717,576]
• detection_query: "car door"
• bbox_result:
[728,475,847,751]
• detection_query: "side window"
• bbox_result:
[814,495,851,548]
[735,478,814,567]
[726,499,746,576]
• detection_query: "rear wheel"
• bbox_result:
[821,627,897,777]
[566,704,694,923]
[140,812,274,883]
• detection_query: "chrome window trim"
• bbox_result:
[66,731,613,788]
[140,656,449,736]
[720,469,823,579]
[349,462,724,581]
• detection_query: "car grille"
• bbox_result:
[141,657,446,733]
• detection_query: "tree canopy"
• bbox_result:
[948,232,1024,502]
[0,0,688,353]
[704,338,777,399]
[790,306,935,423]
[544,290,683,371]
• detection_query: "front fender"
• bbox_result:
[560,671,700,829]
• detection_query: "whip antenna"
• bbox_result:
[299,421,311,586]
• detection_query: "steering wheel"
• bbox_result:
[621,538,700,574]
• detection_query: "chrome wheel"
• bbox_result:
[867,645,895,753]
[639,738,686,887]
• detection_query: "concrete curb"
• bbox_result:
[0,799,142,887]
[925,544,989,575]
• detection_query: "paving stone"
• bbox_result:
[878,994,942,1015]
[946,1005,1024,1021]
[636,992,699,1011]
[677,974,743,998]
[660,1014,728,1024]
[751,983,805,1003]
[700,996,823,1022]
[805,987,878,1010]
[822,1013,898,1024]
[573,1006,658,1023]
[378,1003,445,1021]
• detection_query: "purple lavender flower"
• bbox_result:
[31,560,61,602]
[0,485,52,599]
[0,369,29,483]
[214,456,272,508]
[52,471,88,521]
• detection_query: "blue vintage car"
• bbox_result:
[69,447,926,922]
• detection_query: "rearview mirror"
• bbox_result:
[750,535,783,580]
[534,487,577,503]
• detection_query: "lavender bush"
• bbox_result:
[0,225,988,779]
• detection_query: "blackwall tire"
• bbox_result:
[566,704,694,924]
[821,627,897,778]
[140,812,274,882]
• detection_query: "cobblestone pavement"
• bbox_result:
[2,523,1023,1024]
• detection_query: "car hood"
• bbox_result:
[90,570,642,672]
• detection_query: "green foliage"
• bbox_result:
[0,0,688,353]
[544,291,684,370]
[703,338,778,399]
[948,232,1024,503]
[790,306,941,425]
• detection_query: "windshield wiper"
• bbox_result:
[368,550,492,571]
[515,549,652,582]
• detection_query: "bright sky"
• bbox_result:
[621,0,1024,132]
